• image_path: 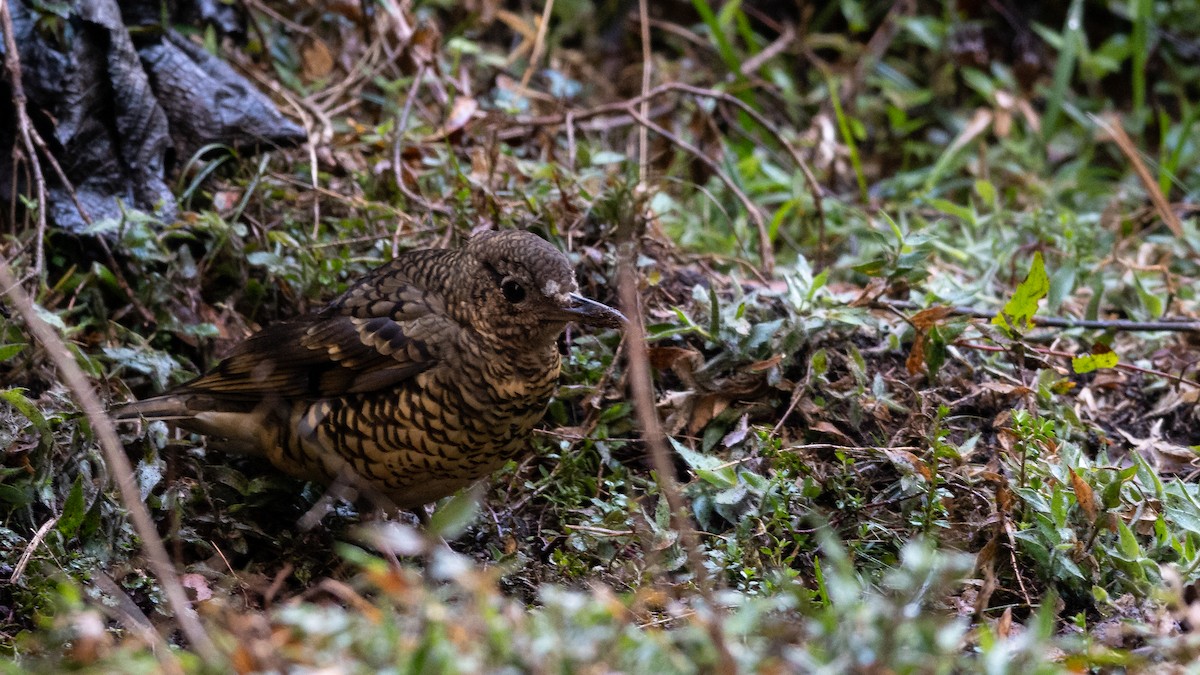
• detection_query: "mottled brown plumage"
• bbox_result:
[113,230,624,508]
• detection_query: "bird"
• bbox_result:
[112,229,625,509]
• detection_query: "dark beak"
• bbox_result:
[559,292,627,329]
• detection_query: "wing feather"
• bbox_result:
[171,271,449,403]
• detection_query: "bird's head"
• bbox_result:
[462,230,626,345]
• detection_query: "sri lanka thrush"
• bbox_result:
[113,230,625,508]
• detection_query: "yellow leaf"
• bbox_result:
[992,251,1049,333]
[1072,350,1119,374]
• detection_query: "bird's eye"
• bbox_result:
[501,279,526,303]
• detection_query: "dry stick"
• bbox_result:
[518,0,555,91]
[841,0,912,103]
[8,516,56,583]
[243,0,310,34]
[0,0,47,276]
[954,340,1200,390]
[617,254,736,674]
[877,298,1200,333]
[390,61,438,253]
[496,100,679,141]
[0,259,222,665]
[660,82,828,268]
[738,23,795,77]
[624,106,774,275]
[1096,112,1186,240]
[90,570,184,675]
[637,0,651,179]
[502,82,827,266]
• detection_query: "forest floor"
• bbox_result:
[5,1,1200,672]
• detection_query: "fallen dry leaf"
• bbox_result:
[301,38,334,81]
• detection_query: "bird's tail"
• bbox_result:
[110,394,273,456]
[110,395,196,422]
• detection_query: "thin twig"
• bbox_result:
[739,23,796,76]
[877,299,1200,333]
[0,0,47,276]
[784,443,924,454]
[1095,112,1187,242]
[0,257,223,664]
[518,0,555,91]
[90,570,183,675]
[954,340,1200,390]
[625,106,773,274]
[8,516,56,583]
[499,81,827,267]
[637,0,651,181]
[617,244,736,674]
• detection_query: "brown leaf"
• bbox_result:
[648,346,700,371]
[945,107,993,158]
[906,331,927,375]
[301,38,334,81]
[810,421,853,445]
[884,448,932,481]
[427,97,479,142]
[1068,468,1097,521]
[996,483,1014,514]
[973,536,999,615]
[410,22,442,64]
[978,381,1032,396]
[687,394,728,435]
[327,0,364,21]
[997,607,1013,638]
[181,573,213,602]
[911,306,954,330]
[849,278,887,307]
[747,353,783,372]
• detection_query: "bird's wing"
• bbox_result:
[175,261,455,402]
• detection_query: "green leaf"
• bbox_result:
[925,325,947,379]
[57,475,86,538]
[654,493,671,531]
[588,151,626,166]
[0,388,51,447]
[0,343,25,362]
[1071,350,1118,374]
[428,485,483,539]
[1047,265,1076,311]
[1132,273,1164,318]
[992,251,1049,333]
[0,482,32,508]
[1057,555,1086,581]
[926,198,973,222]
[853,259,888,276]
[974,179,997,209]
[708,285,721,338]
[1116,519,1142,559]
[1101,474,1124,510]
[671,436,722,472]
